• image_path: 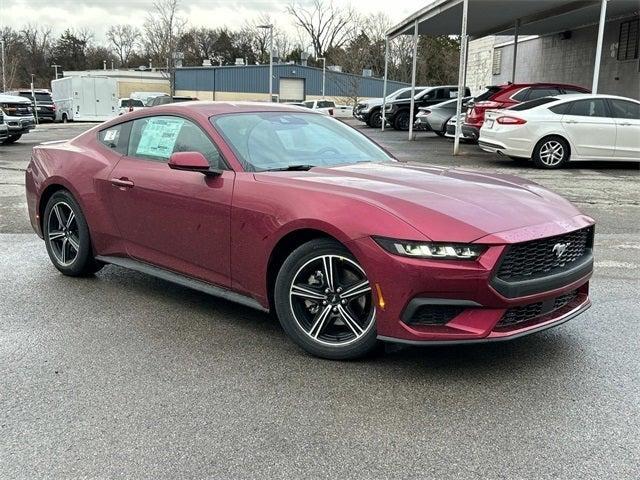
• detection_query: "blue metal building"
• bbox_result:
[175,64,408,102]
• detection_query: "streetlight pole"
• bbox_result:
[258,24,274,102]
[318,57,326,98]
[31,74,39,125]
[1,39,6,92]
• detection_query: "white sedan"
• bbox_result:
[478,94,640,168]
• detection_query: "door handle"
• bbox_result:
[620,122,632,126]
[566,119,579,124]
[110,177,134,188]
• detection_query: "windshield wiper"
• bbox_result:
[266,164,316,171]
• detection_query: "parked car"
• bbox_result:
[0,93,36,144]
[385,85,472,131]
[26,101,595,360]
[6,89,56,122]
[415,96,472,136]
[354,87,427,128]
[147,95,198,107]
[463,82,590,142]
[0,111,8,143]
[444,114,477,141]
[118,98,146,116]
[129,91,168,106]
[303,100,353,118]
[479,94,640,168]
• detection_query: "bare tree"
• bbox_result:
[287,0,358,57]
[107,25,141,67]
[142,0,187,92]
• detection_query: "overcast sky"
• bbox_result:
[0,0,426,42]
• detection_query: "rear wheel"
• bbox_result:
[62,113,69,123]
[367,110,382,128]
[43,190,103,276]
[532,136,570,169]
[393,110,411,131]
[274,238,378,360]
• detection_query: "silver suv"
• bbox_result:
[0,93,36,144]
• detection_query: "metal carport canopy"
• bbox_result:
[381,0,639,152]
[387,0,638,39]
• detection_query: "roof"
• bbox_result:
[388,0,639,39]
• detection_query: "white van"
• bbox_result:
[51,76,118,122]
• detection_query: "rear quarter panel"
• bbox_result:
[28,135,125,255]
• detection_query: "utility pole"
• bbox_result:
[258,24,274,102]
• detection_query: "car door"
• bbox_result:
[106,114,235,287]
[560,98,616,159]
[608,98,640,160]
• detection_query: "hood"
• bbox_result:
[256,162,586,243]
[0,94,32,104]
[359,97,383,108]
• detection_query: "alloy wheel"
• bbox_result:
[539,140,565,166]
[47,201,80,266]
[288,254,375,346]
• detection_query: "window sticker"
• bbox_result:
[103,129,118,142]
[136,117,185,158]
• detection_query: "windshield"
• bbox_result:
[212,112,393,172]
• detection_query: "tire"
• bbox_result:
[532,136,570,169]
[62,113,68,123]
[274,238,378,360]
[366,110,382,128]
[393,110,411,131]
[3,134,22,144]
[435,129,446,137]
[43,190,103,276]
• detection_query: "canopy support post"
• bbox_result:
[454,0,469,156]
[592,0,608,93]
[382,37,389,131]
[408,20,419,141]
[512,19,520,82]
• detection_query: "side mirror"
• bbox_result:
[168,152,221,176]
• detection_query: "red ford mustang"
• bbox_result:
[25,102,594,359]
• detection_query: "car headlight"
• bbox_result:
[374,237,486,260]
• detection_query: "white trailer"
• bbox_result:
[51,76,118,122]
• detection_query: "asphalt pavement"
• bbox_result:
[0,120,638,479]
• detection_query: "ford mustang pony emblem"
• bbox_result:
[552,242,570,258]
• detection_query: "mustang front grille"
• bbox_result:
[497,290,578,328]
[406,305,465,326]
[496,227,593,281]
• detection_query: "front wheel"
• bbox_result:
[532,136,570,169]
[3,134,22,144]
[367,110,382,128]
[274,239,378,360]
[43,190,103,276]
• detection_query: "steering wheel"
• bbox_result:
[316,146,340,156]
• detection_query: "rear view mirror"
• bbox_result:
[168,152,221,176]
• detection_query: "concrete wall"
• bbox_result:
[493,16,639,99]
[466,36,497,95]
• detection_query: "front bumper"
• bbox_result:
[347,217,594,344]
[5,117,35,134]
[0,126,8,141]
[353,108,371,122]
[461,124,480,141]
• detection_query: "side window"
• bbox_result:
[396,90,412,99]
[549,103,571,115]
[608,99,640,120]
[512,88,530,102]
[436,89,450,99]
[98,122,130,154]
[528,88,561,100]
[567,99,609,117]
[422,89,436,100]
[563,87,589,94]
[128,116,224,169]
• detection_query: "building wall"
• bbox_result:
[175,90,379,104]
[175,65,408,104]
[466,36,497,95]
[493,16,640,99]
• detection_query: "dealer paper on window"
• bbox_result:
[136,117,185,158]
